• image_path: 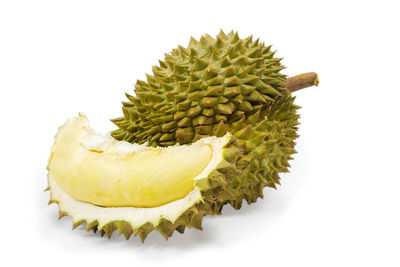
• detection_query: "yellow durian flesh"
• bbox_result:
[48,115,214,208]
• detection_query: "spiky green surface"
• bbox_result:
[198,94,300,213]
[111,30,300,207]
[112,30,288,147]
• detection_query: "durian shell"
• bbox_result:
[111,30,288,148]
[111,30,300,212]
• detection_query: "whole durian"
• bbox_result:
[47,30,318,242]
[111,30,318,212]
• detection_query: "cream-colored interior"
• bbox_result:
[48,115,228,208]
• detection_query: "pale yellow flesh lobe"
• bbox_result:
[48,116,212,208]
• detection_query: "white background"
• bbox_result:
[1,0,399,266]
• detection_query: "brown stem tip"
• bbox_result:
[285,72,319,92]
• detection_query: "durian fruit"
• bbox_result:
[111,30,318,213]
[47,30,318,241]
[47,114,243,241]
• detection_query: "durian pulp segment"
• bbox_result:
[48,115,214,208]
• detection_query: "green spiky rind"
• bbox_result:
[47,135,246,242]
[218,94,300,211]
[111,30,286,147]
[48,194,208,242]
[194,93,300,213]
[110,30,300,214]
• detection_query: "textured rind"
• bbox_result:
[194,94,299,213]
[111,30,300,212]
[47,130,244,242]
[111,30,287,147]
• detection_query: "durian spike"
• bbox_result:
[285,72,319,92]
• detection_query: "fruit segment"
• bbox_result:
[49,115,214,208]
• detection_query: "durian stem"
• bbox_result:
[285,72,319,92]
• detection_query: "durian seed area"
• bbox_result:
[48,115,228,208]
